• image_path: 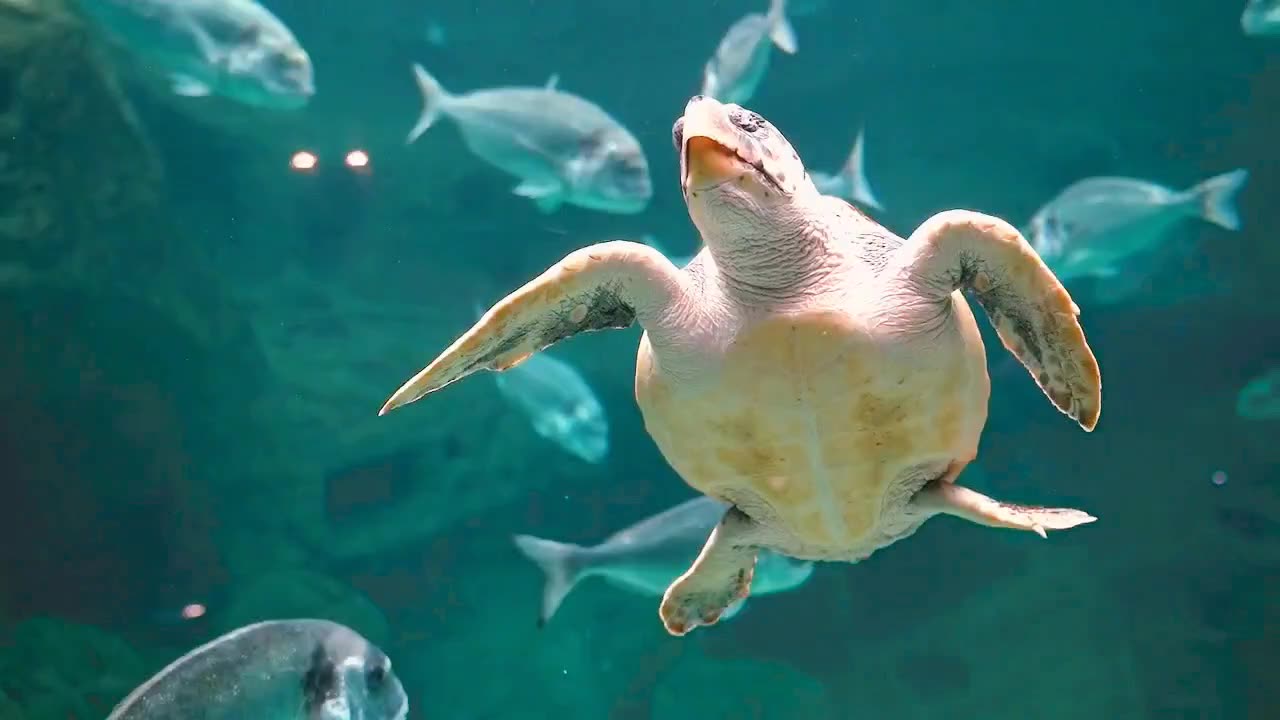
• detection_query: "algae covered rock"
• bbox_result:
[0,617,147,720]
[0,0,233,347]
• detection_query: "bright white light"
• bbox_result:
[345,149,369,168]
[290,150,318,171]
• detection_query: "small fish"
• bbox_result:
[1237,368,1280,420]
[75,0,314,109]
[492,344,609,464]
[701,0,798,105]
[811,128,882,209]
[1026,169,1249,285]
[513,496,814,626]
[640,234,698,268]
[1242,0,1280,36]
[407,64,652,214]
[108,619,408,720]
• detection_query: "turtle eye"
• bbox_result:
[729,108,764,133]
[671,118,685,151]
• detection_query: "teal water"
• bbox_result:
[2,0,1278,718]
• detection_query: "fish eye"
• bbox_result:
[671,118,685,150]
[366,664,386,691]
[271,51,305,72]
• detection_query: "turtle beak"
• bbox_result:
[680,96,748,193]
[685,137,743,191]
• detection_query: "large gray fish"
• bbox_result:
[1026,169,1249,286]
[407,65,651,214]
[75,0,314,109]
[513,496,814,626]
[1242,0,1280,36]
[700,0,797,105]
[494,350,609,464]
[811,127,882,210]
[107,619,408,720]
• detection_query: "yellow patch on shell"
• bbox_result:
[635,309,990,548]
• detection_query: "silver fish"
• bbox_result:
[701,0,797,105]
[108,619,408,720]
[1242,0,1280,36]
[407,65,651,215]
[75,0,314,108]
[1026,169,1249,284]
[494,350,609,464]
[513,496,814,626]
[811,127,882,209]
[1237,368,1280,421]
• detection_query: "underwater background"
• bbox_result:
[2,0,1279,717]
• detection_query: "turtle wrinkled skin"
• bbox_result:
[379,96,1102,636]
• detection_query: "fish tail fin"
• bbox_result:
[1187,168,1248,231]
[842,127,882,210]
[768,0,798,54]
[407,63,449,144]
[512,534,586,627]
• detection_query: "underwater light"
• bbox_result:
[290,150,318,171]
[345,149,370,171]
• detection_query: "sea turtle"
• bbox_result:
[379,95,1102,636]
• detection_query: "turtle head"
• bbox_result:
[673,97,823,293]
[676,96,815,209]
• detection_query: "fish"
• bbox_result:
[1242,0,1280,36]
[74,0,314,109]
[1025,169,1249,288]
[513,496,814,626]
[407,64,652,214]
[1237,368,1280,420]
[640,234,698,268]
[700,0,797,105]
[490,341,609,464]
[811,128,882,209]
[107,619,408,720]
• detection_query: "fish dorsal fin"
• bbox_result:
[544,73,560,91]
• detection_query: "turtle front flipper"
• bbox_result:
[895,209,1102,431]
[914,480,1096,537]
[380,241,685,415]
[659,505,760,636]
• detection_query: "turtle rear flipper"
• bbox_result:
[379,241,686,414]
[660,506,760,636]
[894,209,1102,431]
[915,480,1096,538]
